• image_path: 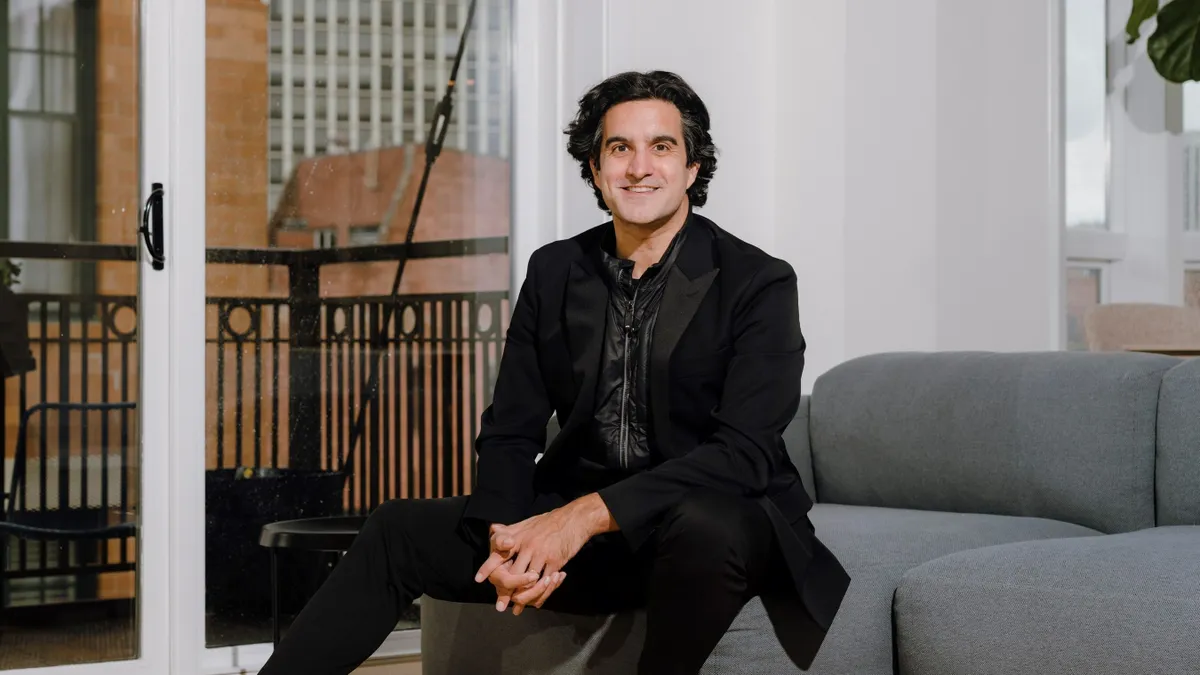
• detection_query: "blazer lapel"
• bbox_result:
[560,258,608,433]
[649,222,719,458]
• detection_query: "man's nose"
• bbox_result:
[627,150,653,180]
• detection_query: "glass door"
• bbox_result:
[0,0,171,673]
[166,0,517,670]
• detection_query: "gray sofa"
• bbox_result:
[420,351,1200,674]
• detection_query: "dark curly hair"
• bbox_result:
[564,70,719,213]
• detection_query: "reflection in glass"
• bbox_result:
[1066,266,1102,350]
[2,0,141,669]
[1184,270,1200,307]
[1181,84,1200,231]
[205,0,514,648]
[1064,0,1108,229]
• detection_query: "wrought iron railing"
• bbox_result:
[206,290,508,512]
[1,237,509,597]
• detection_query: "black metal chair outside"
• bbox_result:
[1,402,139,640]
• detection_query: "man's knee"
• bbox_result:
[657,490,765,563]
[360,498,415,542]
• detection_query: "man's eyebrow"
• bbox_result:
[602,134,680,147]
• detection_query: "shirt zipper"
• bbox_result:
[619,276,638,470]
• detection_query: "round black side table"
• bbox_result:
[258,516,367,646]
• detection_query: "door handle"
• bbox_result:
[139,182,165,271]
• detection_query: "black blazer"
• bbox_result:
[464,213,849,665]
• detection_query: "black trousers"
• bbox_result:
[258,489,780,675]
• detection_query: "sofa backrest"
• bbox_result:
[1155,358,1200,525]
[784,395,817,502]
[807,351,1179,534]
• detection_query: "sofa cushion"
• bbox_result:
[804,504,1100,675]
[809,351,1176,533]
[894,526,1200,675]
[1155,359,1200,525]
[785,395,816,502]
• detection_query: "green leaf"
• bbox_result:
[1127,0,1160,44]
[1148,0,1200,82]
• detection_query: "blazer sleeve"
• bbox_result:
[462,253,554,530]
[596,259,804,550]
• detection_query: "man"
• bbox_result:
[259,70,850,675]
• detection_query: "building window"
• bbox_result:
[2,0,98,295]
[313,227,337,248]
[348,224,380,245]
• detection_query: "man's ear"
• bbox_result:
[686,162,699,190]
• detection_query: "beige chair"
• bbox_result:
[1083,302,1200,352]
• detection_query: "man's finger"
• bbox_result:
[510,547,534,577]
[495,586,513,612]
[492,565,539,590]
[490,521,525,546]
[511,575,553,608]
[474,551,509,583]
[532,572,566,609]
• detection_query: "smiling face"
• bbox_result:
[590,99,699,230]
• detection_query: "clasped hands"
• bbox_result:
[473,493,615,616]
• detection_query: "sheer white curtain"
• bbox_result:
[8,0,78,294]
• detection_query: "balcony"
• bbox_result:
[1,237,509,652]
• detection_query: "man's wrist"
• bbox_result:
[570,492,617,537]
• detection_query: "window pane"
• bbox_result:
[1064,0,1107,229]
[1066,267,1102,350]
[44,54,76,113]
[9,52,42,111]
[1185,270,1200,308]
[42,0,75,54]
[2,1,142,669]
[1181,84,1200,231]
[8,116,77,296]
[205,0,515,648]
[7,0,40,50]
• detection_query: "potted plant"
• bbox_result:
[1125,0,1200,82]
[0,259,35,379]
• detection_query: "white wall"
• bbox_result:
[512,0,1063,392]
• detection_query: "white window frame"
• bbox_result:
[5,2,174,673]
[1065,0,1190,325]
[162,1,531,673]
